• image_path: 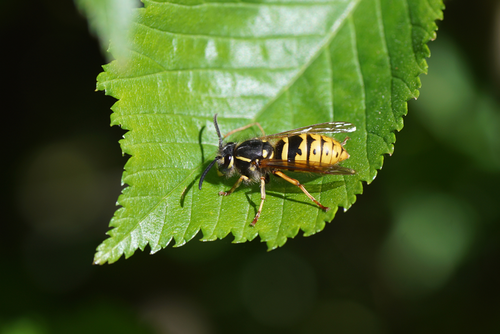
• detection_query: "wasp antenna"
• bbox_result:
[213,114,223,149]
[199,159,218,190]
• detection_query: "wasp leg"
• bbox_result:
[251,176,267,226]
[224,122,265,138]
[219,175,249,196]
[340,136,350,146]
[272,170,330,212]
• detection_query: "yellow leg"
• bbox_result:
[219,175,249,196]
[224,122,265,138]
[273,170,330,212]
[251,176,267,226]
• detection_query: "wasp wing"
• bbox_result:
[260,159,356,175]
[260,122,356,140]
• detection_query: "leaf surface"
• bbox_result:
[95,0,444,264]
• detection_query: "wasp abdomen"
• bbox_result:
[275,134,348,165]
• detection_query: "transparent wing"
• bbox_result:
[260,159,356,175]
[260,122,356,140]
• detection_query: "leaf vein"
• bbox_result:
[392,76,415,98]
[324,40,334,121]
[404,0,426,75]
[125,167,197,178]
[126,141,212,148]
[423,0,440,19]
[128,46,168,72]
[134,20,326,41]
[375,0,395,126]
[148,0,355,9]
[99,65,301,84]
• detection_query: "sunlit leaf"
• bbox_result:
[94,0,444,264]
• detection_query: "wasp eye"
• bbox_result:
[224,155,233,169]
[216,155,234,175]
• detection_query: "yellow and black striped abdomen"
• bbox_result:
[274,134,349,165]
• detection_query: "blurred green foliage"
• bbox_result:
[2,0,500,333]
[74,0,139,61]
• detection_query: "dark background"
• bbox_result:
[2,0,499,333]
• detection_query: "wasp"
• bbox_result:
[198,114,356,226]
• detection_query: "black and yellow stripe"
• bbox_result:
[275,134,348,165]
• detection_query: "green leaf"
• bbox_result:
[94,0,444,264]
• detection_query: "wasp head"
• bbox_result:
[199,114,236,190]
[215,142,236,177]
